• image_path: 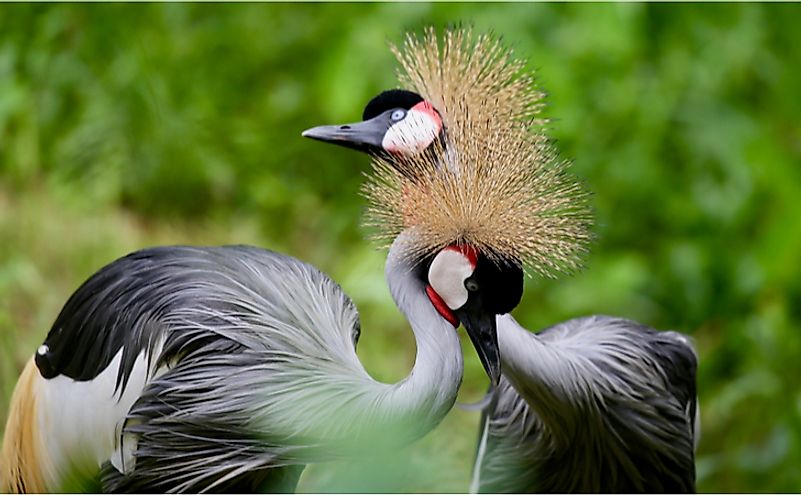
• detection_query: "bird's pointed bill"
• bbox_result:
[457,307,501,387]
[301,115,387,152]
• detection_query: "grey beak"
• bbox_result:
[302,114,388,153]
[457,307,501,387]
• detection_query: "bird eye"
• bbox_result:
[465,278,480,292]
[390,109,406,121]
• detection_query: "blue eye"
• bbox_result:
[391,109,406,121]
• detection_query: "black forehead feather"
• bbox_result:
[362,89,424,120]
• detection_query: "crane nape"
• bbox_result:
[303,28,699,493]
[0,75,543,493]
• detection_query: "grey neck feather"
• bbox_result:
[495,314,595,445]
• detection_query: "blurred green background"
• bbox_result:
[1,3,800,492]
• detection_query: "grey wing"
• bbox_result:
[35,245,362,400]
[100,346,303,493]
[650,329,700,446]
[93,245,363,492]
[550,316,698,492]
[613,320,699,491]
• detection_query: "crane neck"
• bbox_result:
[379,232,464,437]
[495,314,596,444]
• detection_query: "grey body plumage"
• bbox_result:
[23,239,463,492]
[473,315,698,493]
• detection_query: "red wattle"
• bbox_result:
[426,285,459,328]
[411,100,443,133]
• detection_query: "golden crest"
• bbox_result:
[363,28,593,277]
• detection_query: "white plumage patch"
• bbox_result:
[382,106,441,155]
[428,248,474,310]
[36,342,167,489]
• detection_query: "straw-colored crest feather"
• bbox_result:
[362,28,593,277]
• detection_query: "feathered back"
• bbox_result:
[362,28,592,277]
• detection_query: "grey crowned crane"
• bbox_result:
[304,29,700,493]
[0,81,538,493]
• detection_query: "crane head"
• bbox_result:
[426,244,523,386]
[303,29,592,279]
[302,89,443,159]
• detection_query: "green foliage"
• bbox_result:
[1,3,800,492]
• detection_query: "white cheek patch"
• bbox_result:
[382,108,441,155]
[428,249,474,310]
